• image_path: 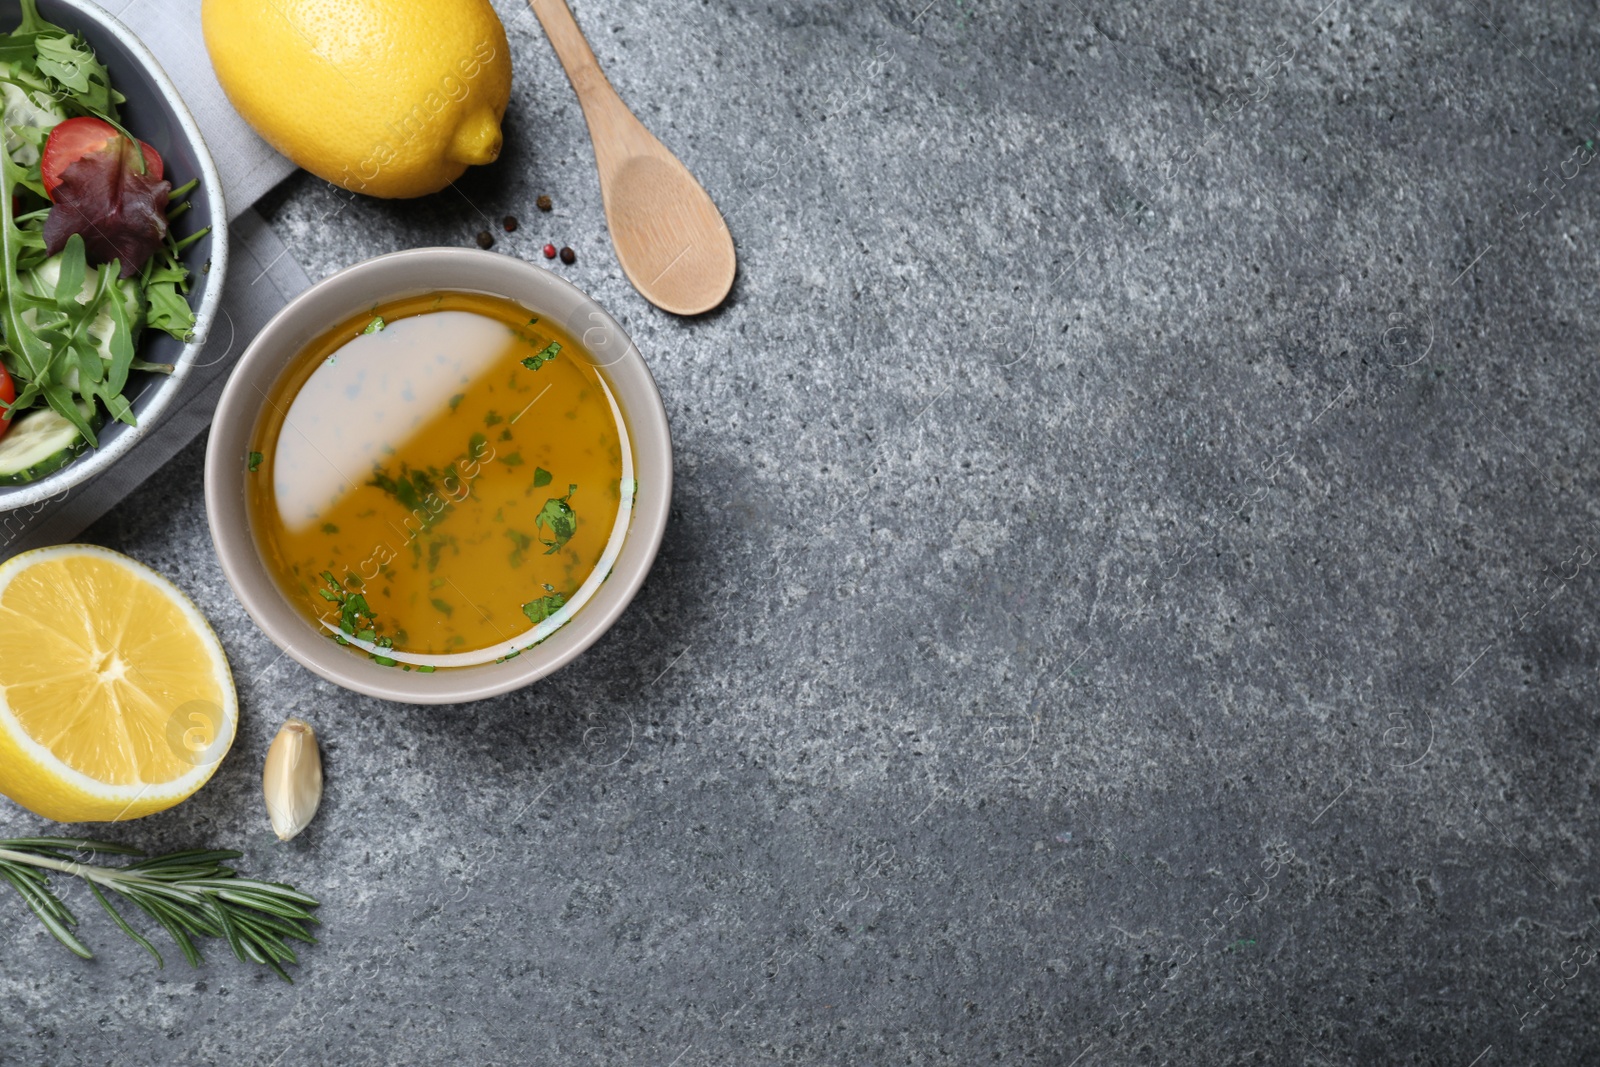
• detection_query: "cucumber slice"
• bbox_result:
[0,403,99,485]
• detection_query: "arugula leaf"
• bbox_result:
[143,276,193,340]
[51,232,83,309]
[101,266,136,397]
[25,17,121,119]
[35,36,92,92]
[0,35,40,64]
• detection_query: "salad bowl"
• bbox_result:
[0,0,227,511]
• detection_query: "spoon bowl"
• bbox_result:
[530,0,735,315]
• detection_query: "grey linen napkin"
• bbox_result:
[0,0,312,556]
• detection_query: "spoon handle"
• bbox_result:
[527,0,631,144]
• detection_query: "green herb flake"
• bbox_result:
[535,485,578,554]
[318,571,399,665]
[501,452,524,467]
[521,340,560,371]
[485,411,503,426]
[426,534,455,574]
[247,451,263,472]
[361,316,385,335]
[430,598,453,616]
[533,467,553,488]
[522,591,567,624]
[449,393,465,412]
[506,527,532,568]
[321,522,339,534]
[417,665,437,673]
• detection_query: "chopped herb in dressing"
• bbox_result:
[535,485,578,554]
[522,340,560,371]
[522,591,566,624]
[506,528,532,567]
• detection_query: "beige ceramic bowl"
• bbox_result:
[204,248,671,704]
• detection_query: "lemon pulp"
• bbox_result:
[0,545,236,822]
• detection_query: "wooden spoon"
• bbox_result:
[529,0,736,316]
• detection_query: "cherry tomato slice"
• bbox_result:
[0,363,18,441]
[40,117,162,199]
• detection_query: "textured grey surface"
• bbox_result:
[5,0,1600,1062]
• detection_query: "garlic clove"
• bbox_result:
[262,718,323,842]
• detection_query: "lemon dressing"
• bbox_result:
[248,292,633,669]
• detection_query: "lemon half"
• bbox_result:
[0,545,236,823]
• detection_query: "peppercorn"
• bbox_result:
[559,246,576,265]
[536,194,552,212]
[475,231,493,249]
[542,243,557,259]
[503,215,519,232]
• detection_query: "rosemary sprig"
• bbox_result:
[0,836,319,982]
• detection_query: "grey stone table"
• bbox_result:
[5,0,1600,1062]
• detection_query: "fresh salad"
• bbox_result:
[0,0,204,484]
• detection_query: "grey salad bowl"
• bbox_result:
[205,248,673,705]
[0,0,227,512]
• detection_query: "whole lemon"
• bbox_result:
[202,0,512,199]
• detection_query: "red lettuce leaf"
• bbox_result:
[42,135,170,279]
